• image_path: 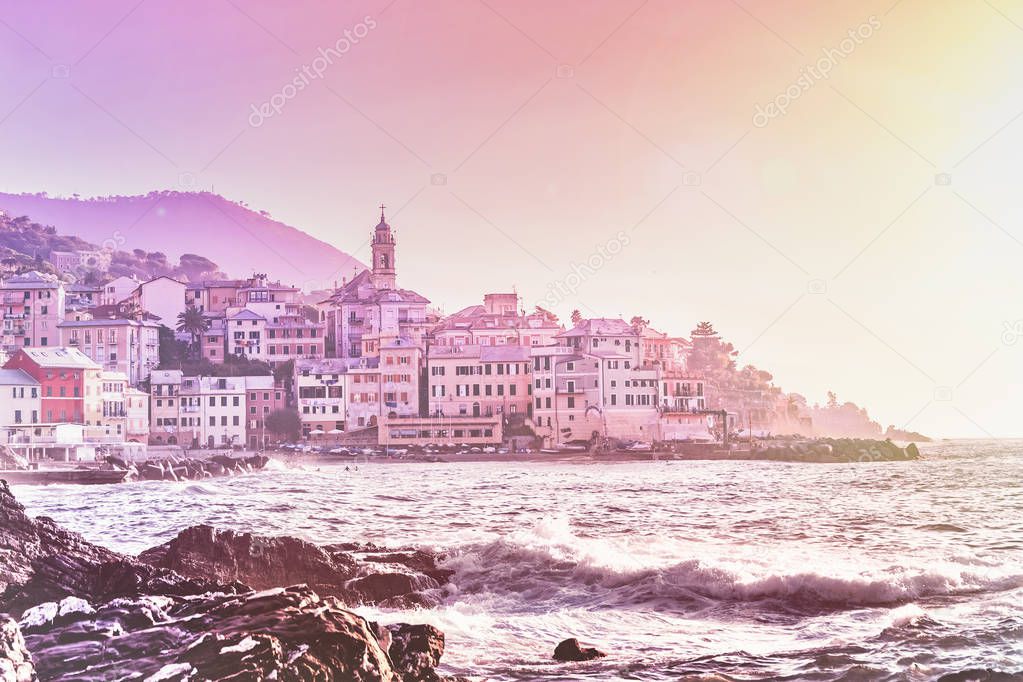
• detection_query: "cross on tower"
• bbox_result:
[379,204,386,220]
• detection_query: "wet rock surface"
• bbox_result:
[20,586,396,682]
[386,623,446,682]
[553,637,607,662]
[0,615,35,682]
[0,480,232,617]
[0,480,458,681]
[140,528,453,608]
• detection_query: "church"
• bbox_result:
[322,207,433,360]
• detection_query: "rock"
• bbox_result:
[553,637,606,662]
[0,615,35,682]
[356,548,455,585]
[0,480,235,618]
[0,482,455,682]
[387,623,445,682]
[140,529,451,608]
[349,573,440,606]
[138,525,358,598]
[22,585,398,682]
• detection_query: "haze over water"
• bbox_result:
[14,441,1023,681]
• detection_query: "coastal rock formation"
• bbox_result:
[0,480,233,617]
[0,480,458,681]
[386,624,446,682]
[140,528,452,608]
[138,525,358,596]
[20,586,397,681]
[0,616,35,682]
[553,638,607,662]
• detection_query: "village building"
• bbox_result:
[0,368,40,444]
[425,345,531,419]
[123,275,186,326]
[431,293,563,348]
[244,376,286,448]
[3,347,101,425]
[294,358,347,437]
[58,318,160,385]
[322,208,432,360]
[0,271,66,354]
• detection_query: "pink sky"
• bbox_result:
[3,0,1023,437]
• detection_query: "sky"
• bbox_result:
[2,0,1023,438]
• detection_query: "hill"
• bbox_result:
[0,212,227,283]
[0,191,364,286]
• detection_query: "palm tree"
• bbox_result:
[176,305,209,358]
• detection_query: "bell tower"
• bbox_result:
[370,204,397,290]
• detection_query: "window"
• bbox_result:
[567,397,575,408]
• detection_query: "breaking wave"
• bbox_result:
[442,517,1023,611]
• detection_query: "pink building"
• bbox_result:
[244,375,286,448]
[432,293,563,348]
[58,318,160,385]
[0,271,66,354]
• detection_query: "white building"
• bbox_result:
[101,276,141,306]
[125,276,186,326]
[196,376,247,448]
[0,368,40,443]
[226,309,267,361]
[295,358,347,437]
[149,372,247,448]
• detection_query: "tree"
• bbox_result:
[691,321,717,337]
[265,408,302,441]
[533,306,559,324]
[273,359,295,392]
[157,325,188,367]
[570,309,583,326]
[176,306,210,357]
[630,315,649,329]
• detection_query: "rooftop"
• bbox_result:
[1,271,62,290]
[0,368,38,386]
[14,347,101,369]
[558,318,638,338]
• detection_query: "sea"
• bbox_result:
[12,439,1023,681]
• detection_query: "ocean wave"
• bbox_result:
[441,517,1023,611]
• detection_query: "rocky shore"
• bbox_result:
[0,479,460,681]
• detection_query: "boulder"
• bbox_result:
[139,525,359,599]
[0,480,230,617]
[553,637,607,662]
[387,623,445,682]
[21,586,398,682]
[140,529,452,608]
[0,482,456,682]
[0,615,35,682]
[349,573,440,606]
